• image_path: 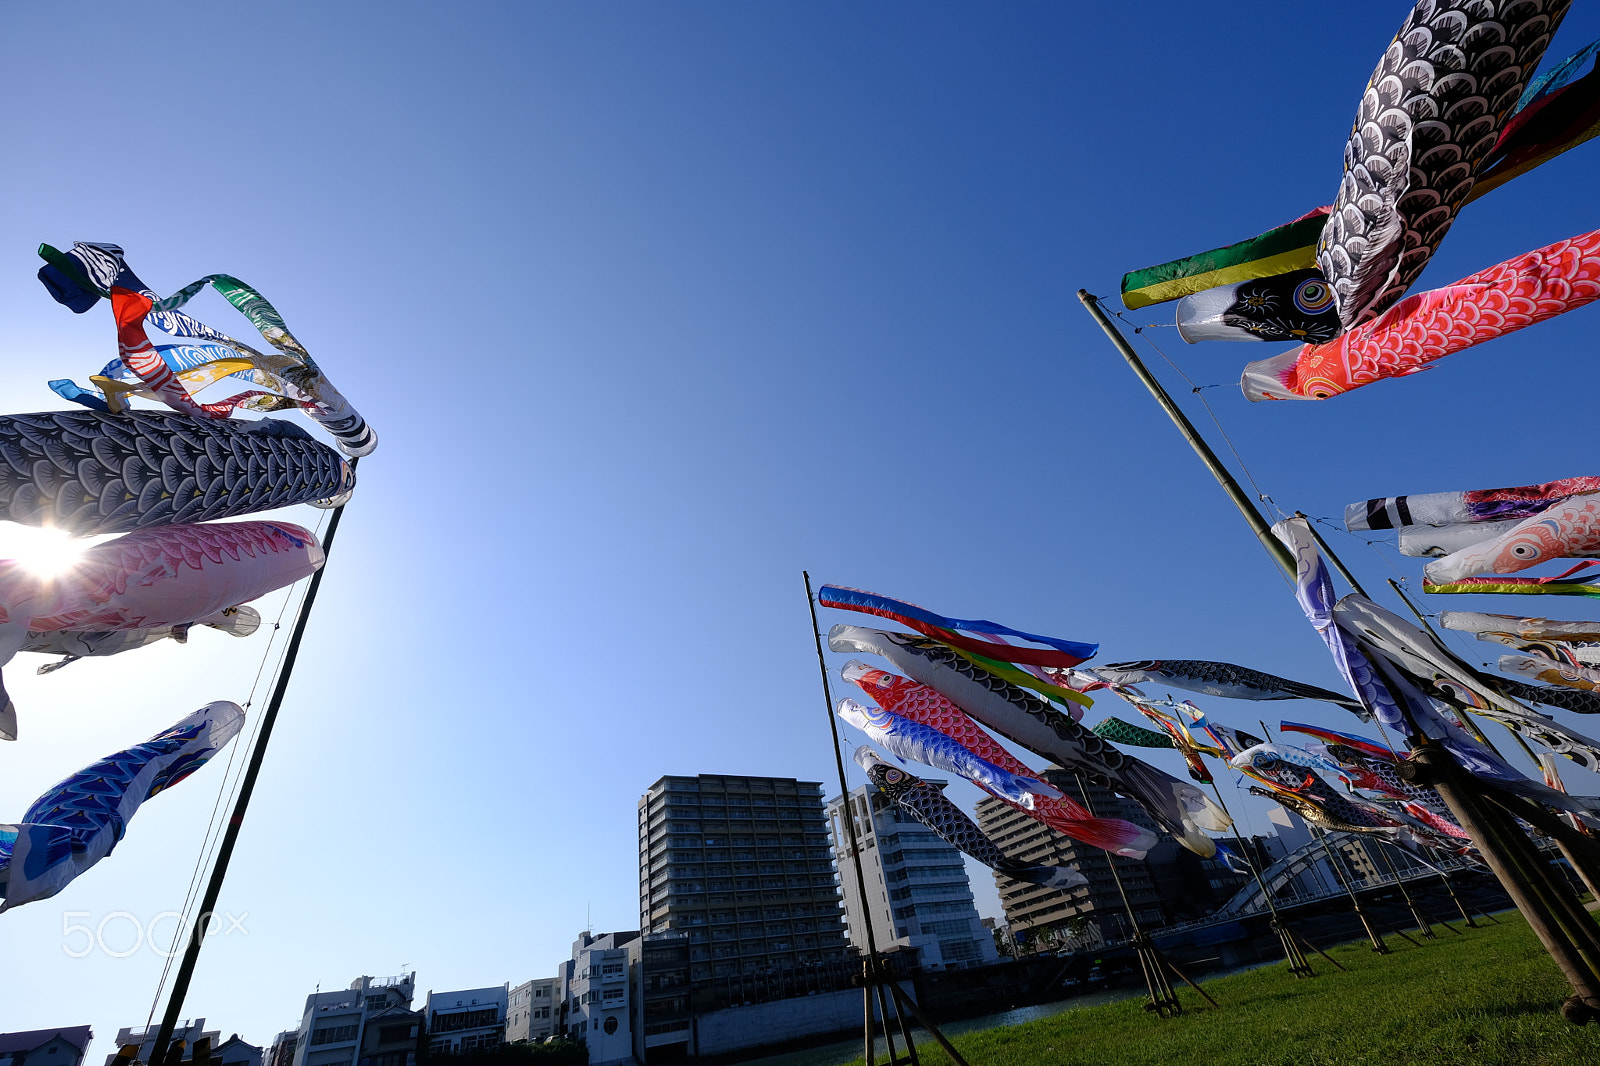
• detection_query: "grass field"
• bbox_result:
[856,913,1600,1066]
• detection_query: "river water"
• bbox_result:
[741,957,1281,1066]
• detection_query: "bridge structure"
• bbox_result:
[1212,831,1474,920]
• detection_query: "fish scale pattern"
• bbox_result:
[857,753,1085,890]
[18,721,205,853]
[1319,0,1571,330]
[1254,228,1600,400]
[846,664,1156,857]
[1498,674,1600,715]
[16,520,318,633]
[0,410,353,534]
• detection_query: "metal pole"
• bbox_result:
[152,458,359,1061]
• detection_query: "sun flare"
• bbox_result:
[0,525,90,578]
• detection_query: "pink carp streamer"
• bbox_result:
[842,661,1158,858]
[1425,493,1600,582]
[1243,229,1600,401]
[0,521,322,633]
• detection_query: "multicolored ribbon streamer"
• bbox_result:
[817,585,1096,668]
[1425,562,1600,597]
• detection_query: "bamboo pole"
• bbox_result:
[152,459,359,1061]
[804,573,968,1066]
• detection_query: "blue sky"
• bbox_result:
[3,1,1600,1048]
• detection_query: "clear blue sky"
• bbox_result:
[4,1,1600,1048]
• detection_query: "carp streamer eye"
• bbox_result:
[886,770,903,783]
[1292,277,1333,315]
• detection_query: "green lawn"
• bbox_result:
[870,914,1600,1066]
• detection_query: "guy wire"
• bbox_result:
[145,508,333,1027]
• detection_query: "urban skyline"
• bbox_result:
[10,760,1314,1066]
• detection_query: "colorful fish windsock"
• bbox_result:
[1499,651,1600,693]
[1233,743,1425,837]
[1245,228,1600,401]
[1317,0,1571,332]
[38,242,376,456]
[1348,476,1600,532]
[1090,717,1172,749]
[830,625,1229,857]
[1119,208,1330,310]
[0,521,319,741]
[1175,269,1341,344]
[817,585,1096,670]
[1467,35,1600,202]
[25,606,261,675]
[1332,591,1600,783]
[0,410,353,535]
[852,747,1087,891]
[1421,494,1600,583]
[842,661,1157,858]
[0,701,243,910]
[1177,703,1263,760]
[1440,610,1600,643]
[1092,660,1362,713]
[835,698,1062,808]
[0,521,320,635]
[1282,725,1460,830]
[1425,561,1600,597]
[1494,674,1600,716]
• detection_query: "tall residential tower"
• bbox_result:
[637,774,850,989]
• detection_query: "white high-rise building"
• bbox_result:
[827,781,998,970]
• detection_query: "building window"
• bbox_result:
[310,1026,359,1046]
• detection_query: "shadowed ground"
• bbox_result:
[844,912,1600,1066]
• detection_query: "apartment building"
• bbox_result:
[828,781,997,969]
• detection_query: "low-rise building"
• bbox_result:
[1,1027,93,1066]
[505,978,558,1044]
[105,1022,218,1065]
[291,974,417,1066]
[212,1036,262,1066]
[354,1009,421,1066]
[423,986,507,1057]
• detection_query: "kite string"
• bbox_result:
[145,508,331,1027]
[1100,300,1286,523]
[144,582,302,1028]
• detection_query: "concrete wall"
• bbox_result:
[692,984,912,1057]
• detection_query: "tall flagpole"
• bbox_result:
[152,459,359,1062]
[1077,292,1600,1022]
[802,573,969,1066]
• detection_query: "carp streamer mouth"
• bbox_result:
[0,525,90,579]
